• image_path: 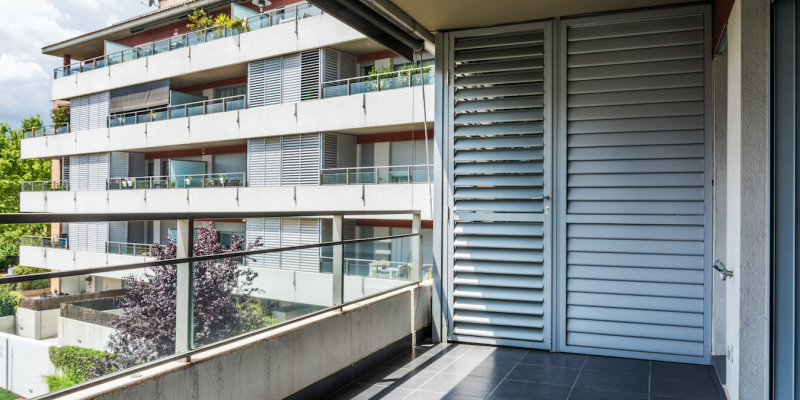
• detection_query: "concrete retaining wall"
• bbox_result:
[57,317,115,352]
[0,332,55,397]
[0,316,14,334]
[65,281,432,400]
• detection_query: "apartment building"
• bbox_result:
[18,0,433,322]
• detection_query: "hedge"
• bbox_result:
[48,346,118,384]
[12,266,50,291]
[0,287,21,317]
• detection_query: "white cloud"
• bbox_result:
[0,0,151,127]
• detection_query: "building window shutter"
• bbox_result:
[282,53,302,103]
[301,50,321,100]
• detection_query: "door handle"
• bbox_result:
[532,196,550,200]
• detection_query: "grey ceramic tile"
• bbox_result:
[651,361,715,382]
[582,356,650,376]
[383,352,457,372]
[568,387,649,400]
[487,380,571,400]
[419,373,503,397]
[441,358,518,378]
[574,370,649,394]
[412,343,473,358]
[519,351,586,369]
[506,364,580,386]
[460,346,528,363]
[326,383,414,400]
[356,366,432,390]
[650,376,723,400]
[404,391,485,400]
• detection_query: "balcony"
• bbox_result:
[321,67,434,99]
[51,9,364,101]
[107,95,247,127]
[21,85,434,159]
[21,123,70,139]
[321,165,433,185]
[106,172,246,190]
[53,3,323,80]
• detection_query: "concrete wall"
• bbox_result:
[24,85,435,160]
[19,246,153,272]
[68,282,432,400]
[58,317,115,352]
[19,183,432,220]
[0,332,55,398]
[712,54,728,356]
[15,308,59,340]
[0,316,14,334]
[51,14,364,101]
[725,0,771,398]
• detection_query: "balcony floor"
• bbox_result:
[324,342,723,400]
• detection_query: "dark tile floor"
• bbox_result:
[324,342,722,400]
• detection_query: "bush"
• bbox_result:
[237,301,278,333]
[43,373,77,393]
[48,346,118,385]
[12,266,50,291]
[0,287,22,317]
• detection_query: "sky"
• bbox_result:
[0,0,157,128]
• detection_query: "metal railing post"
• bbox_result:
[332,215,344,306]
[408,166,412,183]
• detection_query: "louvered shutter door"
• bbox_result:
[247,139,266,186]
[248,59,267,108]
[299,219,320,272]
[69,223,84,251]
[247,218,282,268]
[338,134,357,168]
[109,221,128,243]
[88,153,109,191]
[110,152,129,179]
[87,222,109,253]
[559,9,710,362]
[323,133,338,169]
[128,153,146,177]
[323,48,339,83]
[280,218,301,270]
[87,92,109,130]
[248,58,282,108]
[128,221,145,244]
[281,135,301,186]
[300,134,321,185]
[447,23,553,348]
[301,49,321,100]
[96,92,109,128]
[70,96,89,132]
[282,53,302,103]
[89,94,100,130]
[69,155,86,191]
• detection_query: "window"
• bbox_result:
[216,84,247,99]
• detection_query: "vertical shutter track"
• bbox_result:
[61,156,70,183]
[451,28,549,343]
[563,13,707,358]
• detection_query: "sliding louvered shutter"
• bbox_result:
[448,23,553,348]
[301,50,321,100]
[281,134,320,185]
[61,157,70,183]
[71,93,109,131]
[248,57,282,108]
[88,153,109,191]
[247,218,281,268]
[338,134,357,168]
[127,221,145,244]
[559,9,709,362]
[70,155,88,191]
[110,152,129,179]
[282,53,302,103]
[109,221,128,243]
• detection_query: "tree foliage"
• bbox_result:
[92,222,270,377]
[0,117,51,270]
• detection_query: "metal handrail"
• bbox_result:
[21,180,70,192]
[53,2,322,79]
[107,94,247,127]
[106,241,156,257]
[21,123,70,139]
[21,235,68,249]
[107,172,246,190]
[319,164,433,185]
[319,67,434,99]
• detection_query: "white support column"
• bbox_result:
[175,219,193,354]
[332,215,344,306]
[411,213,422,281]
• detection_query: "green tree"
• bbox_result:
[0,117,51,270]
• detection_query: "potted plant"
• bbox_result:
[170,180,177,188]
[380,257,389,269]
[84,276,93,288]
[205,178,215,187]
[220,174,228,187]
[185,176,193,187]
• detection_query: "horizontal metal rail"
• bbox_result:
[0,233,420,284]
[0,210,420,224]
[107,95,247,128]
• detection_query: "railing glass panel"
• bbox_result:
[320,165,432,185]
[107,173,246,190]
[320,67,433,99]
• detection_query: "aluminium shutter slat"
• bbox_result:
[568,173,704,187]
[456,71,543,87]
[568,265,703,284]
[455,58,543,75]
[567,44,703,68]
[455,84,543,99]
[567,187,704,201]
[568,87,704,107]
[568,319,703,342]
[568,15,703,41]
[454,97,543,112]
[567,305,703,327]
[567,101,704,121]
[568,73,704,94]
[455,45,543,63]
[454,162,543,174]
[455,32,544,50]
[569,59,703,81]
[567,223,704,240]
[455,123,543,137]
[454,323,543,342]
[568,130,704,147]
[455,298,543,314]
[567,201,704,215]
[454,235,543,250]
[568,251,703,270]
[567,333,703,357]
[455,174,543,187]
[567,238,703,255]
[282,53,302,104]
[568,30,703,55]
[454,310,543,328]
[455,200,543,213]
[454,136,543,149]
[454,260,544,276]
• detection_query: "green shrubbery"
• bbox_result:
[12,266,50,291]
[237,301,278,333]
[43,346,119,392]
[0,287,22,317]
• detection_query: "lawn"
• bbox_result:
[0,390,19,400]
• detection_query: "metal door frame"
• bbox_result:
[444,21,555,350]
